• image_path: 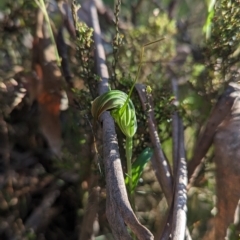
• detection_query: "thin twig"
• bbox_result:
[188,82,237,180]
[171,119,188,240]
[135,83,173,205]
[170,76,188,240]
[171,77,179,177]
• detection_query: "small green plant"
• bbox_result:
[125,147,153,194]
[91,39,163,207]
[35,0,61,66]
[91,89,137,204]
[203,0,216,39]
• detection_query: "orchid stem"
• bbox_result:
[126,136,134,210]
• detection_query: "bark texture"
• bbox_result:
[214,84,240,239]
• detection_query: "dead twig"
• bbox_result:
[135,83,190,240]
[212,83,240,239]
[24,189,60,232]
[170,77,188,240]
[135,83,173,206]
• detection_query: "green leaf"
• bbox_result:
[203,0,216,39]
[91,90,137,138]
[203,9,215,39]
[125,147,153,193]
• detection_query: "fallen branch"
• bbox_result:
[171,76,179,177]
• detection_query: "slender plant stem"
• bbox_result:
[121,38,164,114]
[126,136,136,239]
[36,0,61,66]
[126,136,134,208]
[122,39,165,209]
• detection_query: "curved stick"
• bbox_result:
[135,83,173,205]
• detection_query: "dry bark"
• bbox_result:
[135,83,189,240]
[135,83,173,205]
[213,83,240,239]
[189,82,240,239]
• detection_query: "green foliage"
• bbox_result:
[109,12,179,158]
[37,0,61,66]
[75,22,94,49]
[116,13,176,88]
[0,1,37,72]
[91,90,137,138]
[125,147,153,193]
[203,0,216,39]
[210,0,240,59]
[72,2,95,88]
[203,0,240,89]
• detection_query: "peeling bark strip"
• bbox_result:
[171,121,188,240]
[171,77,179,177]
[89,1,153,239]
